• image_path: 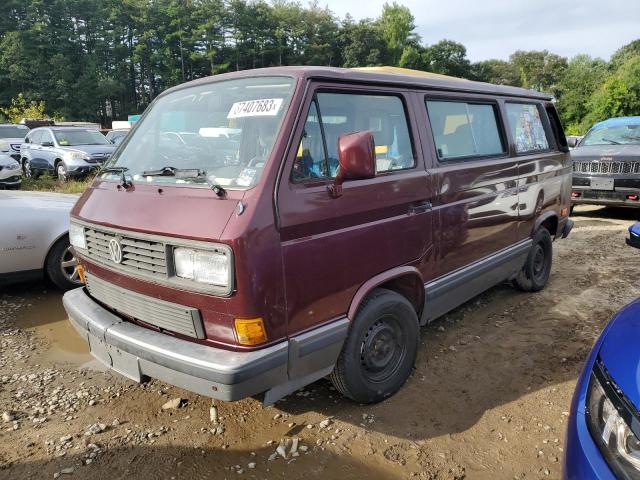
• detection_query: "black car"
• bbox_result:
[571,116,640,208]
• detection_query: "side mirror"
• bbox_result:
[41,141,54,147]
[328,131,376,198]
[567,136,578,148]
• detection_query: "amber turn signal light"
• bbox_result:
[76,263,86,284]
[235,318,267,345]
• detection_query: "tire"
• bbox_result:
[22,158,32,178]
[330,288,419,403]
[56,161,68,182]
[45,235,82,291]
[513,227,553,292]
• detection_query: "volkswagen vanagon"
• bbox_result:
[63,66,573,405]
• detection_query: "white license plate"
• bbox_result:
[591,178,614,190]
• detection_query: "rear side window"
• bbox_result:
[292,92,415,183]
[505,103,550,154]
[426,100,505,160]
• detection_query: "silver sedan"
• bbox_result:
[0,191,82,290]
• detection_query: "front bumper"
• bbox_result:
[67,165,100,177]
[63,287,347,403]
[0,174,21,188]
[572,174,640,207]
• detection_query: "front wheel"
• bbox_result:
[330,288,419,403]
[513,227,553,292]
[22,159,32,178]
[56,162,68,183]
[45,236,83,291]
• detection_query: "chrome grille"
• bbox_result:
[85,273,204,338]
[84,227,168,277]
[573,161,640,175]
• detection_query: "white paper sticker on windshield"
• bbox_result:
[227,98,283,118]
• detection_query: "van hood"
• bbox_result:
[598,299,640,411]
[72,183,239,241]
[571,144,640,161]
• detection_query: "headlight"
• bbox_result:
[64,151,90,162]
[587,362,640,478]
[69,222,87,250]
[173,247,230,288]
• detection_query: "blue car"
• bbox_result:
[564,225,640,479]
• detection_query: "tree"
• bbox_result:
[425,40,471,77]
[340,18,388,68]
[555,55,607,134]
[378,2,417,64]
[509,50,568,94]
[610,39,640,70]
[0,94,48,123]
[583,56,640,130]
[469,59,521,86]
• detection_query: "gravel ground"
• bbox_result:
[1,205,639,480]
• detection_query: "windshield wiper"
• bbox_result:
[141,166,226,197]
[100,166,132,189]
[141,166,201,177]
[601,138,621,145]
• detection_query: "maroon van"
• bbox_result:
[63,66,573,404]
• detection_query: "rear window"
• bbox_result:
[426,100,505,160]
[0,125,28,138]
[505,103,550,154]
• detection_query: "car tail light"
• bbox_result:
[627,194,639,201]
[571,192,581,198]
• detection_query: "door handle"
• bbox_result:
[408,200,432,214]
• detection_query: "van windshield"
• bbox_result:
[102,76,295,189]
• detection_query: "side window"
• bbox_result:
[425,100,505,160]
[505,103,550,154]
[291,92,415,182]
[291,100,331,182]
[41,131,54,145]
[29,131,42,145]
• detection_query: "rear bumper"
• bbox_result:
[63,287,347,402]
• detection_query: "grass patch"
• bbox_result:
[21,173,93,194]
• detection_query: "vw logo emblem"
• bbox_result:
[108,238,123,264]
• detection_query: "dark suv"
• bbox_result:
[571,116,640,207]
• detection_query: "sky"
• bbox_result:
[323,0,640,62]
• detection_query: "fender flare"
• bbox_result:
[347,266,424,321]
[533,211,558,237]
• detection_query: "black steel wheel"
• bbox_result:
[330,288,419,403]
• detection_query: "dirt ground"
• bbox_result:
[1,205,640,480]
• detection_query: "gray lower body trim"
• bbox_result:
[422,240,532,323]
[63,287,348,402]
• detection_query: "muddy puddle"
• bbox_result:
[12,286,96,367]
